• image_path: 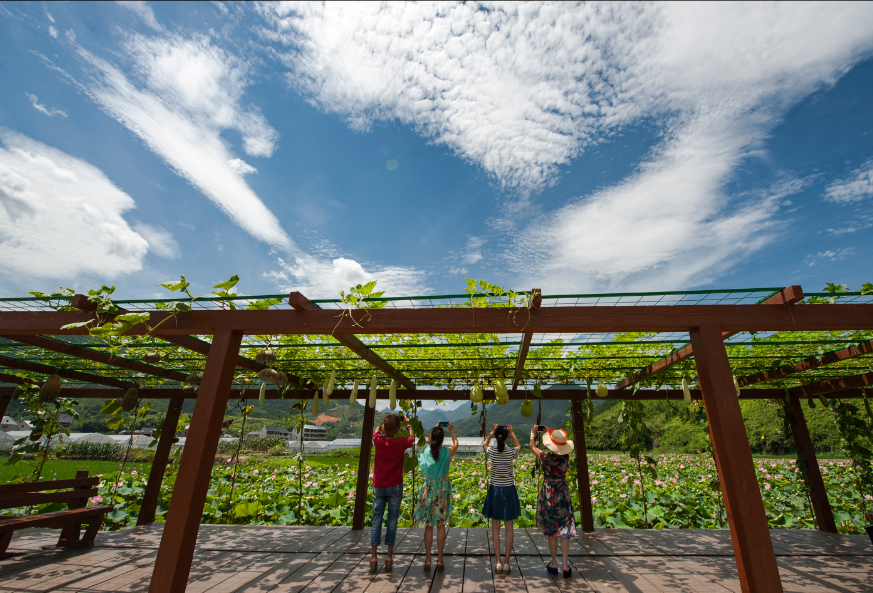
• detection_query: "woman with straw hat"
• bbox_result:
[530,425,576,578]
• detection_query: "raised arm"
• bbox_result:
[447,423,459,458]
[482,423,497,451]
[507,424,521,451]
[529,425,543,457]
[403,417,414,440]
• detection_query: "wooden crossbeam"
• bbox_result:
[0,355,133,389]
[790,371,873,397]
[737,339,873,387]
[288,292,415,391]
[1,335,190,383]
[616,286,805,388]
[69,294,304,387]
[0,372,36,386]
[511,289,541,390]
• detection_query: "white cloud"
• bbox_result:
[227,158,257,175]
[267,256,428,299]
[260,2,873,290]
[48,26,58,38]
[825,159,873,203]
[115,1,164,31]
[132,222,180,259]
[805,249,854,268]
[461,236,485,265]
[73,34,292,251]
[0,130,148,280]
[26,93,67,117]
[825,214,873,237]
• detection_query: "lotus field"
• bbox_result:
[89,452,871,535]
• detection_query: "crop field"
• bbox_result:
[56,452,868,535]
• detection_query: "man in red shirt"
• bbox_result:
[370,414,414,572]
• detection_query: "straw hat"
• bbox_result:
[542,428,574,455]
[381,414,402,437]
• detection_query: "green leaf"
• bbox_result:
[60,321,94,330]
[107,509,129,522]
[101,399,123,415]
[324,492,346,507]
[213,275,240,291]
[607,514,631,529]
[247,298,282,311]
[105,417,125,431]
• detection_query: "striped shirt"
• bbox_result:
[486,446,519,487]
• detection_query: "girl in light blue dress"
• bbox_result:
[413,423,458,571]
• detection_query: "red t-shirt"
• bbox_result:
[372,431,414,488]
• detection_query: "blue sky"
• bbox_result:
[1,2,872,300]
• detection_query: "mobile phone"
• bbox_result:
[536,425,547,432]
[496,424,506,431]
[396,414,405,420]
[438,421,449,428]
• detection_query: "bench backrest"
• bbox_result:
[0,470,99,511]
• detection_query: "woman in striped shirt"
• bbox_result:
[481,423,521,575]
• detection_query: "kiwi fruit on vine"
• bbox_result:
[186,373,202,385]
[39,374,62,403]
[255,349,276,365]
[142,351,161,364]
[121,388,139,412]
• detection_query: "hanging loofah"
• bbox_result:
[733,375,741,397]
[121,388,139,412]
[325,370,336,396]
[39,374,61,403]
[142,351,161,364]
[388,379,396,410]
[259,383,266,404]
[255,349,276,365]
[349,379,359,404]
[682,378,692,404]
[368,374,378,409]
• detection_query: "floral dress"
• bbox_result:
[413,447,453,526]
[536,451,577,538]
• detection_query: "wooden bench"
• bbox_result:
[0,470,113,557]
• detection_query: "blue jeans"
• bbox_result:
[371,483,403,547]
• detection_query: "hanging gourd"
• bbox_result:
[142,351,161,364]
[186,373,202,385]
[682,378,691,404]
[470,384,483,403]
[596,382,608,398]
[39,374,61,403]
[368,374,378,409]
[733,375,741,397]
[389,379,397,409]
[322,378,330,407]
[255,349,276,365]
[349,379,359,404]
[121,388,139,412]
[520,399,534,417]
[258,368,278,383]
[259,383,266,404]
[494,378,508,399]
[312,392,320,416]
[325,370,335,396]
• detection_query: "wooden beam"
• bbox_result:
[2,385,870,401]
[138,397,184,526]
[0,393,10,423]
[570,398,594,532]
[790,372,873,397]
[352,403,376,530]
[617,286,805,388]
[0,372,36,386]
[69,295,303,387]
[511,289,541,390]
[738,339,873,387]
[784,395,837,533]
[6,301,873,338]
[288,292,415,390]
[691,325,782,593]
[149,329,242,593]
[0,354,134,389]
[0,335,190,383]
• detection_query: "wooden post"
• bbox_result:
[690,326,782,593]
[784,395,837,532]
[571,399,594,532]
[148,329,241,593]
[0,393,11,421]
[138,397,184,526]
[352,403,376,530]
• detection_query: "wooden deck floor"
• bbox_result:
[1,525,870,592]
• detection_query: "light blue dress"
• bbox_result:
[413,447,453,526]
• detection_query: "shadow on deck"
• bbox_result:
[2,525,870,592]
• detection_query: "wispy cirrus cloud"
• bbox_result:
[259,2,873,291]
[26,93,66,117]
[825,159,873,203]
[115,1,163,31]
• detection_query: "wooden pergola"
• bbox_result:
[1,284,872,593]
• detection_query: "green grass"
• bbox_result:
[0,458,152,483]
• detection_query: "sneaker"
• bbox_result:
[495,563,503,573]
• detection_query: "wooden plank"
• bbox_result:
[230,553,317,593]
[791,371,873,397]
[738,339,873,387]
[511,289,542,391]
[301,553,367,592]
[514,553,562,592]
[0,487,97,510]
[571,557,629,593]
[5,299,873,336]
[462,554,495,593]
[353,405,376,530]
[148,328,243,593]
[393,554,436,593]
[324,554,378,593]
[465,527,489,555]
[364,553,415,593]
[324,526,372,553]
[508,528,539,556]
[428,553,465,593]
[267,552,343,593]
[395,528,426,555]
[138,397,184,526]
[289,292,415,390]
[0,353,134,389]
[187,552,290,593]
[300,526,352,552]
[691,325,782,593]
[784,395,837,533]
[0,476,97,496]
[443,527,468,556]
[571,399,594,532]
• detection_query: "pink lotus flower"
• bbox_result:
[620,494,627,499]
[764,483,771,490]
[90,495,102,504]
